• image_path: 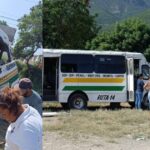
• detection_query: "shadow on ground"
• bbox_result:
[43,103,132,112]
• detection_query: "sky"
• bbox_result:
[0,0,41,55]
[0,0,39,28]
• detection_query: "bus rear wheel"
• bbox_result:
[68,93,87,110]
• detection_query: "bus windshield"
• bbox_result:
[142,65,150,80]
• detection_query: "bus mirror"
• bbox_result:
[142,65,149,80]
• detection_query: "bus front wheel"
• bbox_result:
[68,93,87,110]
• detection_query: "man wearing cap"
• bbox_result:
[18,78,42,116]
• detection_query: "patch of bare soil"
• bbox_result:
[43,132,150,150]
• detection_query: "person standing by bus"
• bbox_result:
[135,74,144,109]
[144,77,150,109]
[16,78,42,116]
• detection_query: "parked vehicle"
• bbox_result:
[42,49,150,109]
[0,25,19,90]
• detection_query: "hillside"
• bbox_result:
[134,8,150,24]
[89,0,150,26]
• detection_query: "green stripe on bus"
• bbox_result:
[0,74,19,87]
[63,86,124,91]
[9,74,19,85]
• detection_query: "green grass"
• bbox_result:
[43,108,150,140]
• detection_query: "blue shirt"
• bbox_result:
[136,79,144,92]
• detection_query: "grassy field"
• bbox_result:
[43,102,150,140]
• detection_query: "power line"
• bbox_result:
[0,15,18,22]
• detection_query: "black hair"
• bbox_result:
[137,73,143,78]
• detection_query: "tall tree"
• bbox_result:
[86,18,150,55]
[43,0,99,49]
[144,46,150,61]
[14,2,42,75]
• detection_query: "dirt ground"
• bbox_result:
[43,104,150,150]
[43,132,150,150]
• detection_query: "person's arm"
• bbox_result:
[144,80,150,90]
[144,82,147,89]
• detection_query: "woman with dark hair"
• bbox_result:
[0,87,42,150]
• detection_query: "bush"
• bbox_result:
[16,60,42,94]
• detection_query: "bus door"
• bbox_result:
[43,57,59,101]
[127,58,134,102]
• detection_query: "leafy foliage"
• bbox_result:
[14,2,42,60]
[144,46,150,61]
[86,19,150,58]
[16,60,42,94]
[43,0,99,49]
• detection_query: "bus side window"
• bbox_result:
[61,64,77,73]
[61,54,94,73]
[94,55,126,74]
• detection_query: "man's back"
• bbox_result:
[136,79,144,92]
[23,90,42,116]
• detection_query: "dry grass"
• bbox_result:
[0,144,4,150]
[43,108,150,140]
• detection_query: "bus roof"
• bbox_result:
[43,49,147,61]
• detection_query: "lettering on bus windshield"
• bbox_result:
[97,95,115,100]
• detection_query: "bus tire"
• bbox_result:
[61,103,69,110]
[68,93,87,110]
[142,93,149,109]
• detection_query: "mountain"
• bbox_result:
[134,8,150,24]
[89,0,150,26]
